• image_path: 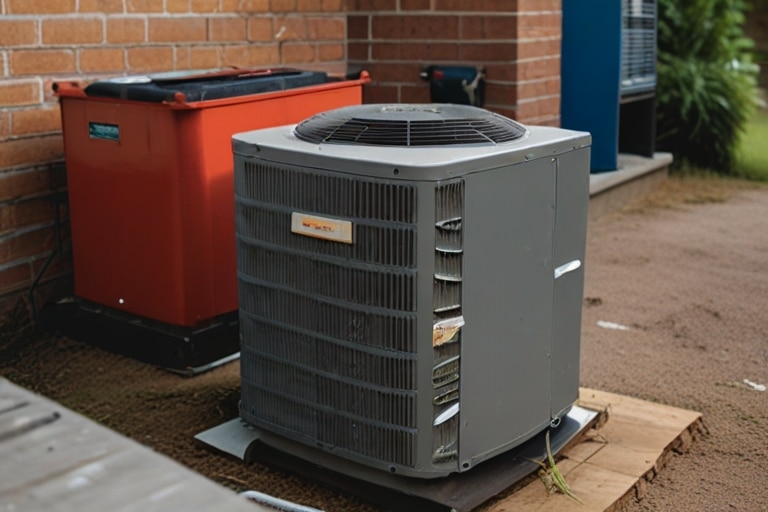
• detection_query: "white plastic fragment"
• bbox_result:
[433,403,460,426]
[433,316,465,347]
[596,320,630,331]
[554,259,581,279]
[743,379,766,391]
[240,490,325,512]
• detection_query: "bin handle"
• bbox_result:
[52,81,87,98]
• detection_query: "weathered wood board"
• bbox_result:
[481,387,704,511]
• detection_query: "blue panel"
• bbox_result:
[561,0,621,172]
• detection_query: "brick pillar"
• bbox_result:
[346,0,562,126]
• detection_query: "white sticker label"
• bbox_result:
[291,212,353,244]
[433,316,465,347]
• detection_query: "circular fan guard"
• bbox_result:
[294,104,527,147]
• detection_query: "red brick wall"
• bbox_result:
[345,0,562,125]
[0,0,565,333]
[0,0,347,329]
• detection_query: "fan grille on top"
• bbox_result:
[294,104,527,147]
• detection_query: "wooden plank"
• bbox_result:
[486,460,640,512]
[481,387,704,511]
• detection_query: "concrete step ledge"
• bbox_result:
[589,153,673,221]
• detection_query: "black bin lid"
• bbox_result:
[83,68,328,103]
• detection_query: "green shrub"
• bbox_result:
[656,0,759,172]
[735,109,768,181]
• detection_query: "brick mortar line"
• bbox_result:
[364,80,560,88]
[0,219,57,245]
[517,55,560,63]
[517,36,562,42]
[517,93,560,102]
[516,76,561,83]
[4,42,294,53]
[349,39,526,44]
[0,188,65,209]
[0,14,231,18]
[0,156,65,174]
[350,12,521,15]
[0,251,70,277]
[360,12,559,16]
[0,77,46,103]
[8,38,342,45]
[349,38,561,43]
[0,256,39,275]
[0,273,72,298]
[517,11,563,16]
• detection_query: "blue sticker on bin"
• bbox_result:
[89,122,119,142]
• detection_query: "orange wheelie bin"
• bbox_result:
[54,68,369,372]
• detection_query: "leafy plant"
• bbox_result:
[656,0,759,172]
[735,108,768,180]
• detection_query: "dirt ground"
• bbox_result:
[1,174,767,511]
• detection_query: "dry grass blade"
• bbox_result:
[529,430,584,504]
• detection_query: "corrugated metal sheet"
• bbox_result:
[0,378,270,512]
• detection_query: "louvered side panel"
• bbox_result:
[239,316,418,390]
[236,200,416,268]
[235,157,421,468]
[238,285,415,352]
[431,180,464,469]
[237,242,416,311]
[240,348,417,427]
[236,162,416,223]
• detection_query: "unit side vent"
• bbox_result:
[431,180,464,467]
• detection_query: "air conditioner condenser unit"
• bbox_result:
[232,104,591,480]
